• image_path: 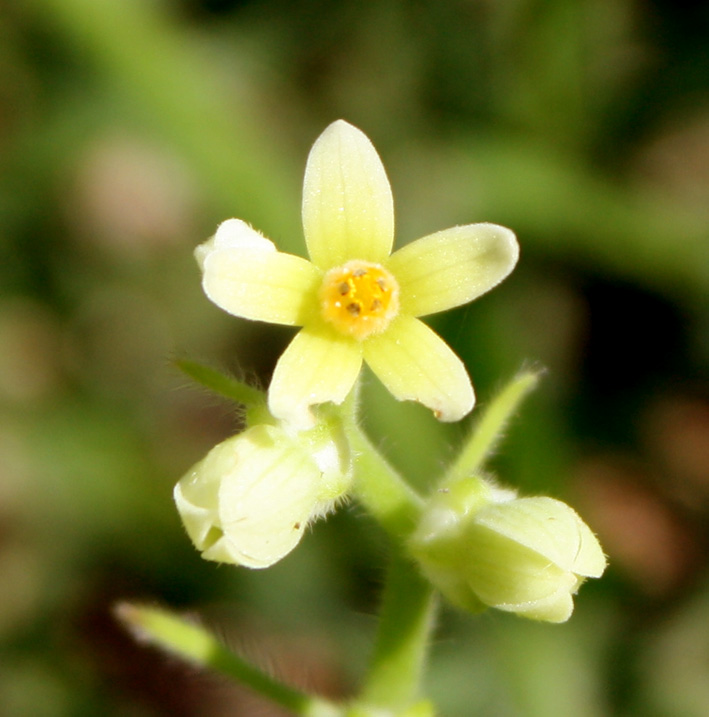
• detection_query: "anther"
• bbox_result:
[319,260,400,339]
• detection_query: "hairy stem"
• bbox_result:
[359,552,437,712]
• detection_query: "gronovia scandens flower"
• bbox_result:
[197,120,519,429]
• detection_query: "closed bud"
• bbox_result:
[174,420,351,568]
[409,478,606,622]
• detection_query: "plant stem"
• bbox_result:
[358,552,437,712]
[344,417,424,541]
[115,603,342,717]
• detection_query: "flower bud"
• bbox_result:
[174,421,351,568]
[409,479,606,622]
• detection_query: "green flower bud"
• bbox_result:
[174,420,351,568]
[409,479,606,622]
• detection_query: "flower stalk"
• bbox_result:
[345,412,424,541]
[357,552,437,713]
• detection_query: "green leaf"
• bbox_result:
[115,603,342,717]
[175,358,265,408]
[443,367,543,487]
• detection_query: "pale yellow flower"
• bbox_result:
[197,120,518,429]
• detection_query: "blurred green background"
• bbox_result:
[1,0,708,715]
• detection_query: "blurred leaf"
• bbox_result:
[175,358,265,407]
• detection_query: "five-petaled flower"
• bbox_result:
[196,120,519,429]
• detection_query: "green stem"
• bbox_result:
[358,552,437,712]
[443,368,542,486]
[115,603,342,717]
[344,416,424,541]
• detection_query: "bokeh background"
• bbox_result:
[1,0,708,715]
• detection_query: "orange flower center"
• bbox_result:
[319,260,399,340]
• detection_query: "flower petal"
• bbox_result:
[302,120,394,270]
[201,244,322,326]
[174,479,219,550]
[387,223,519,317]
[474,497,607,577]
[195,218,276,270]
[269,324,363,429]
[215,425,323,568]
[363,315,474,421]
[462,519,579,607]
[572,519,607,578]
[498,582,575,623]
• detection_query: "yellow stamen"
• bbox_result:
[319,260,399,340]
